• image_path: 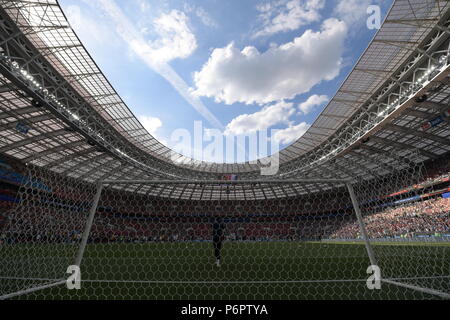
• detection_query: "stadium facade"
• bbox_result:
[0,0,449,300]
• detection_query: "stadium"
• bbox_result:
[0,0,449,300]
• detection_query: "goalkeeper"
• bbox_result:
[212,217,225,267]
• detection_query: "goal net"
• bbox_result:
[0,156,449,300]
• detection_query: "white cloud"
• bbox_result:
[65,5,118,47]
[138,115,170,146]
[138,115,162,134]
[183,4,218,28]
[193,18,347,105]
[91,0,224,130]
[136,0,150,13]
[195,7,218,28]
[225,101,295,135]
[273,122,310,145]
[254,0,325,38]
[334,0,377,25]
[146,10,197,63]
[298,94,328,114]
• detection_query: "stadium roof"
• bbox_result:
[0,0,449,200]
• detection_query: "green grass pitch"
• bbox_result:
[1,241,449,300]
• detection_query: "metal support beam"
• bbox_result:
[22,140,87,163]
[370,135,438,159]
[387,124,450,145]
[419,101,450,113]
[0,83,14,93]
[0,129,68,153]
[102,178,351,185]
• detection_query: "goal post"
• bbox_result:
[346,182,378,267]
[1,171,449,300]
[0,166,101,300]
[74,182,104,268]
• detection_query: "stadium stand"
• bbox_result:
[1,157,448,244]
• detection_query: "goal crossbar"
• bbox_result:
[101,178,352,185]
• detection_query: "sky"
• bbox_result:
[59,0,392,163]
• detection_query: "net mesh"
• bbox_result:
[0,153,449,300]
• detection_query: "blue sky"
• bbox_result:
[59,0,392,163]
